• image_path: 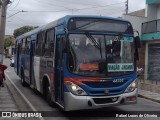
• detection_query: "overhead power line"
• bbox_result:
[74,2,125,11]
[9,0,21,11]
[7,10,27,18]
[50,0,102,7]
[36,0,109,7]
[16,2,125,13]
[34,0,70,10]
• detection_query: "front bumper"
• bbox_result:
[64,88,137,111]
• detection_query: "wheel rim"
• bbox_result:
[46,85,51,102]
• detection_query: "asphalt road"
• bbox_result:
[3,58,160,120]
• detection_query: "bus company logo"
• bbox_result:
[104,89,109,94]
[2,112,11,117]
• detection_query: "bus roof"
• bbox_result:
[16,15,130,40]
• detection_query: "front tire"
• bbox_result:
[44,81,55,107]
[21,71,27,87]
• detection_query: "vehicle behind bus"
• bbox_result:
[14,15,140,111]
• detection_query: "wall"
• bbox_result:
[144,40,160,85]
[123,15,147,35]
[146,4,158,21]
[146,0,158,4]
[157,5,160,19]
[137,41,146,79]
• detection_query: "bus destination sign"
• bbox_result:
[108,63,134,72]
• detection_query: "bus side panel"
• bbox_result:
[39,58,54,92]
[34,56,41,92]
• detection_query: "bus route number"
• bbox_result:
[113,79,124,83]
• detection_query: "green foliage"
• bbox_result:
[4,38,14,47]
[13,25,38,38]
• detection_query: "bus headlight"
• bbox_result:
[66,81,87,96]
[125,79,137,93]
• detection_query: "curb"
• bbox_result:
[138,94,160,104]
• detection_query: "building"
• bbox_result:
[141,0,160,85]
[123,0,160,93]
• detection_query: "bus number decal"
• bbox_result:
[113,79,124,83]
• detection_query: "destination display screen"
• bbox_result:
[108,63,134,72]
[68,18,133,34]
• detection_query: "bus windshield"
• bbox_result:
[68,34,134,77]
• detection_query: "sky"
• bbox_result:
[5,0,146,35]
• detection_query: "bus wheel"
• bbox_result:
[45,82,55,107]
[21,71,27,87]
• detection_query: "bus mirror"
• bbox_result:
[134,36,140,61]
[135,36,141,48]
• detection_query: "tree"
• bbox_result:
[13,25,38,38]
[4,38,14,48]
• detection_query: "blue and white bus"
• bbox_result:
[14,15,140,111]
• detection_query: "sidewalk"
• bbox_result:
[0,85,19,111]
[138,89,160,103]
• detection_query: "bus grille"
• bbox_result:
[83,81,125,88]
[90,90,122,94]
[93,97,119,104]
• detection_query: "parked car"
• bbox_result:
[10,55,14,67]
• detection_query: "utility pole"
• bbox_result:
[125,0,128,14]
[0,0,10,63]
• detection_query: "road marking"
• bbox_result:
[5,73,45,120]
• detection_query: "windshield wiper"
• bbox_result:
[85,33,100,49]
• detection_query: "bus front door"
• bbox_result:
[55,36,64,106]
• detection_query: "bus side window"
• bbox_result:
[25,37,31,55]
[36,32,44,56]
[43,29,55,57]
[19,39,22,54]
[22,38,26,54]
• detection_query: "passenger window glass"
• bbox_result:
[25,37,31,55]
[36,32,44,56]
[43,29,55,57]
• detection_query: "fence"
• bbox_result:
[142,19,160,34]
